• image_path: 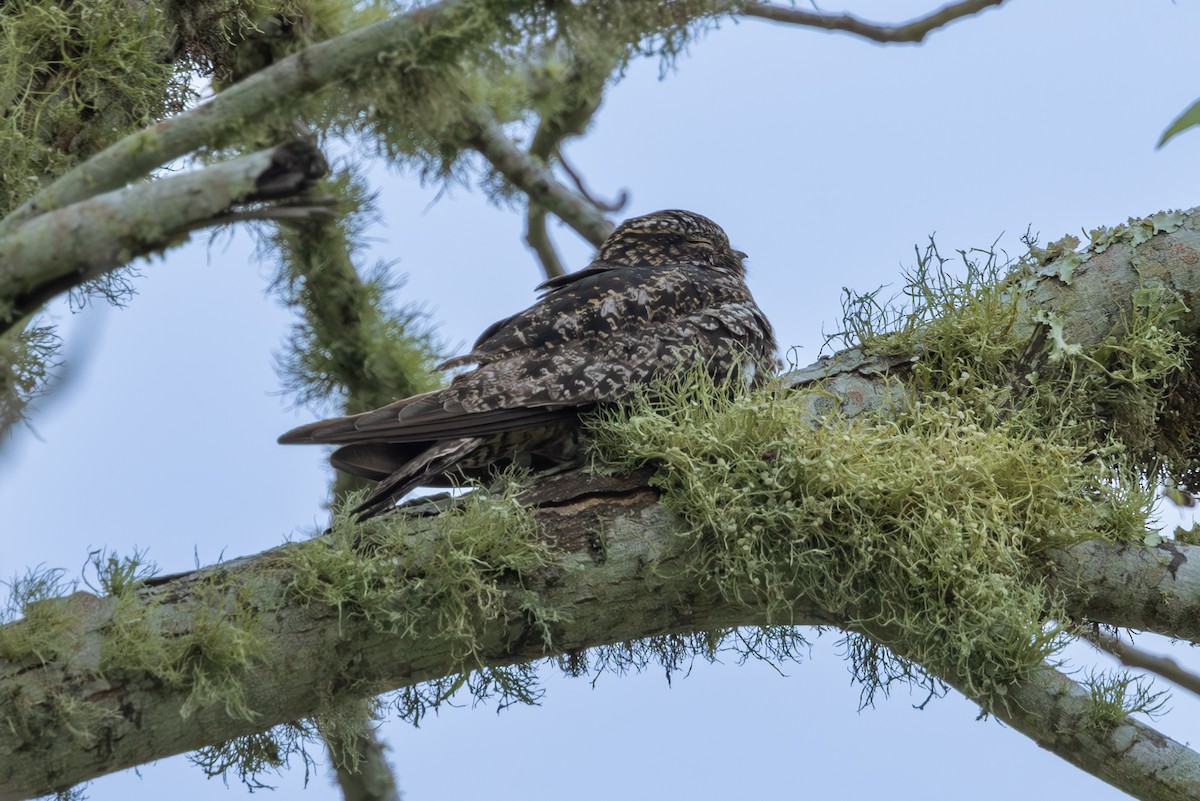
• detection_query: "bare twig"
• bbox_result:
[741,0,1007,43]
[463,107,613,247]
[556,149,628,213]
[1087,630,1200,699]
[525,206,566,279]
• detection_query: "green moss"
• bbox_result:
[287,480,562,664]
[592,372,1150,702]
[84,547,159,598]
[0,565,75,663]
[0,0,185,215]
[589,233,1192,704]
[834,236,1195,485]
[1082,669,1168,731]
[101,578,266,721]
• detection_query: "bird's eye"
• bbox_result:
[686,238,716,251]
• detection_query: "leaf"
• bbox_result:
[1164,485,1196,508]
[1157,97,1200,148]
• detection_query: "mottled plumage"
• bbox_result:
[280,210,777,518]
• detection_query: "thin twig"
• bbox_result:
[525,206,566,279]
[556,148,628,213]
[1088,630,1200,699]
[741,0,1007,43]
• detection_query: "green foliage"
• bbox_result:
[1082,669,1168,730]
[1158,97,1200,148]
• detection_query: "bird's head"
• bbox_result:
[597,209,747,275]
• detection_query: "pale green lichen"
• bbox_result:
[190,720,320,791]
[1088,211,1185,254]
[591,234,1193,705]
[0,565,76,663]
[101,578,266,721]
[590,371,1151,703]
[1081,669,1168,731]
[286,480,562,663]
[836,236,1195,484]
[83,547,159,598]
[0,0,185,216]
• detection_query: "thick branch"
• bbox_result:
[0,143,327,332]
[2,472,1198,800]
[741,0,1008,43]
[8,209,1200,797]
[1052,540,1200,642]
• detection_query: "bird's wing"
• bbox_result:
[437,265,719,369]
[278,265,772,447]
[277,394,570,445]
[348,437,487,518]
[276,307,747,447]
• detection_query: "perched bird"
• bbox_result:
[279,209,777,518]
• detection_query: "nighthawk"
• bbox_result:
[279,209,777,518]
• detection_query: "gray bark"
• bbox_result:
[1,472,1198,800]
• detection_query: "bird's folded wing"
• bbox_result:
[278,307,755,446]
[438,264,718,369]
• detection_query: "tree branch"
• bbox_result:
[1053,540,1200,643]
[7,208,1200,797]
[1087,630,1200,699]
[0,0,479,238]
[524,207,567,279]
[741,0,1008,43]
[463,107,614,248]
[3,471,1199,800]
[0,142,328,333]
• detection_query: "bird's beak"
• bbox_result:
[733,249,749,274]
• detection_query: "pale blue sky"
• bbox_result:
[5,2,1200,799]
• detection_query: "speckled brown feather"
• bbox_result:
[280,210,777,517]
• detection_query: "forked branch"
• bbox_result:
[741,0,1007,43]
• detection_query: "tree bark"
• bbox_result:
[2,469,1199,800]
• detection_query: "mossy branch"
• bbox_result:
[0,0,476,237]
[1,472,1198,800]
[6,207,1200,800]
[0,142,328,333]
